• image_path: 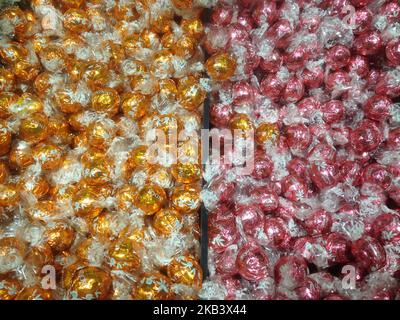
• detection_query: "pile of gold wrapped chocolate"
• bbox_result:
[0,0,210,300]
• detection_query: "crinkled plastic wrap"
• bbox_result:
[200,0,400,300]
[0,0,212,300]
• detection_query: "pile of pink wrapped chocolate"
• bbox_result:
[200,0,400,300]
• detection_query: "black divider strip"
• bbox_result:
[200,94,210,279]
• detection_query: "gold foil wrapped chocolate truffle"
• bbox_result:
[72,186,104,218]
[25,243,54,273]
[0,92,17,118]
[121,93,150,121]
[127,145,148,169]
[0,42,28,64]
[0,119,11,156]
[178,76,206,111]
[90,212,118,240]
[84,62,109,90]
[0,184,20,207]
[11,93,44,116]
[171,162,202,184]
[9,141,34,169]
[34,72,52,96]
[54,87,84,114]
[132,273,172,300]
[135,185,167,215]
[18,113,49,144]
[108,237,141,272]
[13,59,40,82]
[167,255,202,288]
[181,18,204,39]
[68,266,112,300]
[0,277,22,300]
[19,175,50,199]
[153,208,182,237]
[229,113,254,132]
[43,221,75,253]
[64,9,90,33]
[0,237,26,274]
[75,238,101,263]
[91,88,120,116]
[39,45,67,73]
[0,68,15,92]
[148,165,174,189]
[33,142,64,170]
[26,200,60,224]
[62,262,86,290]
[115,185,137,212]
[255,122,280,144]
[0,6,27,37]
[205,53,237,81]
[173,35,196,59]
[171,183,201,213]
[81,151,112,186]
